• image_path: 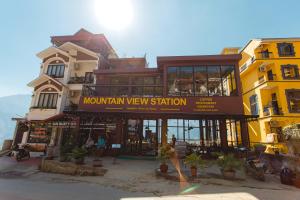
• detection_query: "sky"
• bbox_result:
[1,0,300,97]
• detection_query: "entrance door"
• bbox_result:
[124,119,159,156]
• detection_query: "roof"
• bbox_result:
[51,28,117,57]
[27,74,66,88]
[240,37,300,53]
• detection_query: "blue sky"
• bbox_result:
[0,0,300,97]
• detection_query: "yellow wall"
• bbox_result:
[239,39,300,153]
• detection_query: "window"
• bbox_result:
[37,93,58,109]
[84,72,94,83]
[286,89,300,113]
[167,65,237,96]
[277,43,295,57]
[46,64,65,78]
[249,94,259,115]
[208,66,222,96]
[110,76,129,85]
[194,66,208,96]
[281,65,299,79]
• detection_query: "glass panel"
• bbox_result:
[42,93,49,108]
[52,94,58,108]
[221,66,235,96]
[143,87,154,97]
[110,77,129,85]
[167,67,180,96]
[194,66,208,96]
[207,66,222,96]
[38,94,44,107]
[179,67,194,96]
[132,86,143,96]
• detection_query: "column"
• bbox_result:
[240,119,250,147]
[161,118,168,145]
[219,119,228,149]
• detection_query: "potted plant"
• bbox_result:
[70,147,88,165]
[216,153,242,179]
[184,153,204,177]
[157,145,174,173]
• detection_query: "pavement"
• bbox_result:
[0,154,299,200]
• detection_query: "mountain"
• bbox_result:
[0,94,31,148]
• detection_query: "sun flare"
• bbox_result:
[94,0,134,30]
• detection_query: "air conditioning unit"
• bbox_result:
[258,65,266,72]
[74,63,80,70]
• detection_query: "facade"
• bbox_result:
[13,29,255,156]
[234,38,300,153]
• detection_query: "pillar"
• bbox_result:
[219,119,228,149]
[241,119,250,147]
[161,118,168,145]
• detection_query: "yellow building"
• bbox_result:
[225,38,300,153]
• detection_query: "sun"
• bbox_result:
[94,0,134,31]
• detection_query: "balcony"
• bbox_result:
[256,51,274,59]
[68,76,94,84]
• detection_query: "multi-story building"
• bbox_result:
[231,38,300,153]
[13,29,256,155]
[12,29,117,150]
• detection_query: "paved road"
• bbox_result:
[0,178,150,200]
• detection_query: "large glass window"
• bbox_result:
[286,90,300,113]
[47,64,65,78]
[221,66,237,96]
[37,93,58,109]
[194,66,208,96]
[167,65,237,96]
[208,66,222,96]
[179,67,194,96]
[167,67,180,96]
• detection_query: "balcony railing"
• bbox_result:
[256,51,274,59]
[68,76,94,84]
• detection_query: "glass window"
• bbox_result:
[167,67,180,96]
[286,90,300,113]
[84,72,94,83]
[281,65,299,79]
[47,64,65,78]
[37,93,58,109]
[194,66,208,96]
[179,67,194,96]
[207,66,222,96]
[249,94,259,115]
[110,77,129,85]
[277,43,295,57]
[110,86,128,96]
[221,66,236,96]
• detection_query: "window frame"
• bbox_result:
[249,94,259,115]
[277,43,295,57]
[281,64,300,79]
[46,64,65,78]
[37,93,58,109]
[285,89,300,113]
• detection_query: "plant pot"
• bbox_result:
[93,159,103,167]
[221,169,236,179]
[293,178,300,188]
[74,157,84,165]
[160,163,168,173]
[190,167,197,177]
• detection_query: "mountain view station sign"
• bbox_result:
[79,96,243,114]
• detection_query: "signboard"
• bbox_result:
[79,96,243,115]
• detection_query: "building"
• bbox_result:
[13,29,255,156]
[12,29,117,150]
[235,38,300,153]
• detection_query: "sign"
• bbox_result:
[79,96,243,115]
[112,144,121,149]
